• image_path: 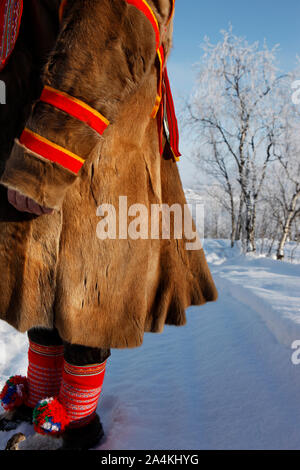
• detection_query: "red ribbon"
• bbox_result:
[162,67,181,160]
[40,85,110,136]
[124,0,181,161]
[20,128,85,174]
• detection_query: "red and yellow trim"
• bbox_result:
[64,361,107,377]
[151,45,164,118]
[125,0,162,117]
[27,0,179,172]
[40,85,110,136]
[125,0,160,50]
[19,128,85,175]
[29,341,64,357]
[125,0,180,161]
[166,0,175,26]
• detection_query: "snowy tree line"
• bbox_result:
[185,27,300,260]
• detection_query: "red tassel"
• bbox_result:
[32,397,69,436]
[0,375,28,411]
[162,67,181,161]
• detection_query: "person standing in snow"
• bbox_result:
[0,0,217,450]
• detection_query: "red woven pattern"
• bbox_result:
[59,360,107,427]
[0,0,23,72]
[26,340,64,408]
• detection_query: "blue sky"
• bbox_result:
[167,0,300,185]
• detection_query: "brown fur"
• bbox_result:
[0,0,217,349]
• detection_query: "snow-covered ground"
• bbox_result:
[1,238,300,450]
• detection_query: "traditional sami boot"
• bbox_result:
[59,412,104,450]
[0,337,64,431]
[31,358,108,450]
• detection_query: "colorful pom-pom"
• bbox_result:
[0,375,28,411]
[32,397,70,436]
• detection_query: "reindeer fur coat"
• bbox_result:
[0,0,217,349]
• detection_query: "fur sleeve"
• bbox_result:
[0,0,166,210]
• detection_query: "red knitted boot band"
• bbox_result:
[59,359,107,429]
[26,340,64,408]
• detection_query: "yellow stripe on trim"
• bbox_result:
[170,147,180,162]
[151,95,162,118]
[141,0,160,36]
[44,85,110,126]
[166,0,175,26]
[25,128,85,164]
[151,48,164,118]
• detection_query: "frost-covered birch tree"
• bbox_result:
[263,101,300,260]
[187,27,285,252]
